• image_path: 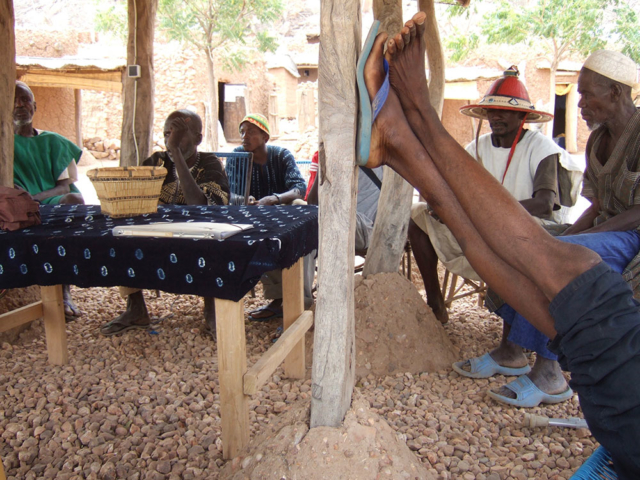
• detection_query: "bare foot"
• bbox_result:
[63,284,81,320]
[100,291,150,335]
[361,31,419,170]
[385,12,430,120]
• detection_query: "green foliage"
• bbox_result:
[94,2,128,41]
[445,0,640,66]
[93,0,283,72]
[446,33,479,63]
[613,5,640,63]
[157,0,283,71]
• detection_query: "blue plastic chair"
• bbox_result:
[570,447,617,479]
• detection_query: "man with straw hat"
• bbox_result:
[409,67,579,319]
[452,52,640,408]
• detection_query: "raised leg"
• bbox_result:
[215,297,249,459]
[41,285,69,365]
[282,258,305,379]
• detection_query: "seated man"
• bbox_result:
[226,114,311,319]
[409,68,577,324]
[361,14,640,477]
[453,50,640,408]
[13,80,84,320]
[100,110,230,336]
[307,152,383,252]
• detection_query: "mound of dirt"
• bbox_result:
[354,272,459,378]
[220,392,434,480]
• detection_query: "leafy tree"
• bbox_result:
[445,0,640,133]
[96,0,283,149]
[157,0,282,149]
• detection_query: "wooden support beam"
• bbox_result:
[74,89,83,148]
[244,311,314,395]
[0,0,16,188]
[282,258,306,379]
[17,69,123,83]
[420,0,446,117]
[120,0,158,166]
[311,0,360,428]
[0,301,43,333]
[363,0,412,278]
[20,73,122,93]
[215,298,249,459]
[566,84,578,153]
[41,285,68,365]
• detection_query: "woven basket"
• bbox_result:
[87,166,167,218]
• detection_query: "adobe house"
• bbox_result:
[16,55,124,147]
[266,52,301,119]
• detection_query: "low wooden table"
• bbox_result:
[0,204,318,459]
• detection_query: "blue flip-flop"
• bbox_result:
[487,375,574,408]
[356,20,390,166]
[452,352,531,379]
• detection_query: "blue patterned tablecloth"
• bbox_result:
[0,204,318,302]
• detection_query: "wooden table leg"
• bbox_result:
[40,285,68,365]
[215,298,249,459]
[282,257,305,379]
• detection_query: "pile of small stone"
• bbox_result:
[0,267,597,479]
[82,138,121,161]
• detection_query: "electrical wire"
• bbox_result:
[131,0,140,166]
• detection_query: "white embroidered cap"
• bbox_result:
[583,50,640,97]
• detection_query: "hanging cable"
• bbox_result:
[131,0,140,166]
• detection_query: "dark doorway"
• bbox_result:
[553,92,567,149]
[218,82,225,131]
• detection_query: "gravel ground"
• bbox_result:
[0,261,595,479]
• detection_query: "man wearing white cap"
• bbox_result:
[456,51,640,408]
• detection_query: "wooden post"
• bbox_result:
[269,94,280,138]
[282,258,305,378]
[74,89,83,148]
[0,0,16,188]
[120,0,157,167]
[41,285,68,365]
[297,88,315,133]
[362,0,411,277]
[565,84,578,153]
[215,298,249,459]
[311,0,360,428]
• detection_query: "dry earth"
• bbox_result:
[0,262,596,480]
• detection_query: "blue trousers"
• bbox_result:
[495,230,640,360]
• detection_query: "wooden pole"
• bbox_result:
[362,0,412,277]
[74,89,83,148]
[566,84,578,153]
[0,0,16,187]
[420,0,446,118]
[311,0,360,428]
[120,0,157,167]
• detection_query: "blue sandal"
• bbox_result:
[356,20,390,166]
[488,375,574,408]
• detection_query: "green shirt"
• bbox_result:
[14,131,82,205]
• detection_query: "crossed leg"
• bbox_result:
[361,13,601,347]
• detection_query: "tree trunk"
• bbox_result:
[420,0,446,117]
[204,51,219,151]
[310,0,360,428]
[362,0,412,277]
[120,0,157,167]
[0,0,16,187]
